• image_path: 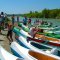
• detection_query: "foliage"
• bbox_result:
[21,8,60,19]
[4,17,11,23]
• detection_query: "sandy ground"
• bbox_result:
[0,22,18,53]
[0,29,11,53]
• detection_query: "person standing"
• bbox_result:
[17,16,19,23]
[12,14,15,26]
[28,18,31,24]
[0,15,2,33]
[28,18,31,28]
[4,13,8,28]
[1,12,5,30]
[23,16,27,25]
[7,24,13,44]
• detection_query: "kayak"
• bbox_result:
[44,30,60,34]
[15,35,30,49]
[45,33,60,39]
[39,26,60,30]
[35,34,60,47]
[0,46,22,60]
[13,27,31,38]
[10,42,37,60]
[18,23,29,32]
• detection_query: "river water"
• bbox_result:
[8,16,60,27]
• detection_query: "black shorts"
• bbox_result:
[23,23,27,25]
[7,30,12,36]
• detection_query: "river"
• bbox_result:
[8,16,60,26]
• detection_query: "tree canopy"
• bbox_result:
[22,8,60,19]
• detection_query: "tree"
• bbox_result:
[21,8,60,19]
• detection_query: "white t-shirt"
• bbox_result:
[29,27,35,37]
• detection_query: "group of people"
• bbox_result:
[7,16,32,44]
[22,16,44,38]
[0,13,15,44]
[0,14,44,44]
[0,12,6,33]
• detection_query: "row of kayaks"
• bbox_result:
[16,23,60,39]
[35,34,60,47]
[1,40,59,60]
[11,41,60,60]
[15,23,60,48]
[12,23,60,60]
[1,39,57,60]
[38,30,60,39]
[13,24,60,47]
[1,23,60,60]
[38,25,60,30]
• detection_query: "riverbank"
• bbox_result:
[0,29,11,53]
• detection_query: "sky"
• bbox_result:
[0,0,60,14]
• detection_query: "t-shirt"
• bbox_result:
[1,15,5,22]
[29,27,38,37]
[23,18,27,24]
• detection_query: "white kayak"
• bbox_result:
[40,26,60,30]
[10,42,37,60]
[0,46,22,60]
[54,31,60,34]
[44,30,60,34]
[20,29,31,37]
